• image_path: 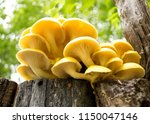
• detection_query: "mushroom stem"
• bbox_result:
[65,69,87,80]
[32,67,56,79]
[80,55,94,67]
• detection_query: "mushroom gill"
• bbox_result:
[51,57,86,80]
[63,36,100,67]
[16,49,56,79]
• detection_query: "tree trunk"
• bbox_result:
[94,0,150,107]
[0,78,18,107]
[115,0,150,79]
[14,78,96,107]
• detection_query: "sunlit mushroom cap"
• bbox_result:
[21,27,31,37]
[31,17,65,58]
[31,17,64,42]
[105,57,123,72]
[16,49,50,68]
[51,57,82,78]
[112,40,134,57]
[121,51,141,64]
[101,42,117,52]
[62,18,98,44]
[19,33,51,58]
[92,48,117,66]
[16,49,55,78]
[17,64,38,80]
[114,63,145,80]
[85,65,112,82]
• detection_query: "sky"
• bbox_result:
[1,0,17,28]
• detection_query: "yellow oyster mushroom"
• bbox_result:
[121,51,141,64]
[63,36,100,67]
[17,64,39,80]
[114,63,145,80]
[112,40,134,57]
[51,57,86,79]
[31,17,65,58]
[16,49,56,79]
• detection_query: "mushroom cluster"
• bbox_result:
[16,17,145,83]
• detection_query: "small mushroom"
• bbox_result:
[114,63,145,80]
[121,51,141,64]
[101,42,117,52]
[21,27,31,37]
[63,36,100,67]
[85,65,112,83]
[17,64,38,80]
[16,49,56,79]
[62,18,98,45]
[112,40,134,57]
[92,48,117,66]
[105,57,123,72]
[51,57,86,79]
[31,17,65,58]
[19,33,51,58]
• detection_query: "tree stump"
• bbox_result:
[14,78,96,107]
[0,78,18,107]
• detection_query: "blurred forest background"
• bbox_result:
[0,0,150,79]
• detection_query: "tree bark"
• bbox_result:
[94,0,150,107]
[14,78,96,107]
[0,78,18,107]
[94,78,150,107]
[115,0,150,80]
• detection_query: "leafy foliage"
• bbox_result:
[0,0,123,78]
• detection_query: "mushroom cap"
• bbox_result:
[121,51,141,64]
[51,57,82,78]
[16,49,56,78]
[101,42,117,52]
[85,65,112,82]
[105,57,123,72]
[16,49,50,69]
[92,48,117,65]
[31,17,65,44]
[17,64,38,80]
[31,17,64,43]
[63,36,100,66]
[62,18,98,44]
[31,17,65,58]
[19,33,51,57]
[114,63,145,80]
[21,27,31,37]
[112,40,134,57]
